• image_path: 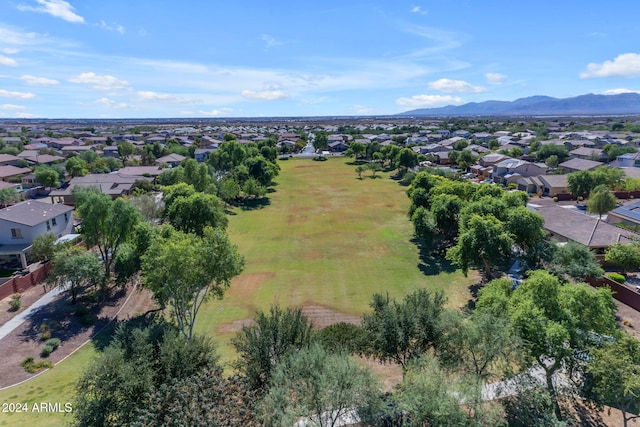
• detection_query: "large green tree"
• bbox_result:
[75,191,141,278]
[142,226,244,339]
[478,270,618,420]
[232,305,315,391]
[361,288,446,371]
[47,246,102,304]
[260,343,380,427]
[164,192,228,236]
[587,184,617,219]
[65,156,89,177]
[446,214,513,279]
[34,166,60,188]
[605,242,640,274]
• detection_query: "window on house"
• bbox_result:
[64,213,68,222]
[11,228,22,239]
[52,217,57,227]
[46,220,51,230]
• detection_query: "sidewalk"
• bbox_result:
[0,285,65,341]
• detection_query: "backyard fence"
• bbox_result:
[0,262,52,301]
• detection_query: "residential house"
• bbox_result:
[194,148,215,163]
[537,174,569,196]
[535,205,640,256]
[610,152,640,168]
[49,173,152,205]
[569,147,607,162]
[0,154,22,166]
[0,200,74,269]
[558,158,604,173]
[607,201,640,229]
[155,153,186,167]
[0,165,31,183]
[491,159,547,186]
[2,137,23,146]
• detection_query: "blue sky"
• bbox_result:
[1,0,639,118]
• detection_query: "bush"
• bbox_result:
[74,305,90,317]
[9,294,21,311]
[40,322,51,341]
[41,338,61,357]
[80,313,96,325]
[553,197,558,202]
[21,356,53,373]
[313,155,327,161]
[317,322,365,354]
[607,273,626,283]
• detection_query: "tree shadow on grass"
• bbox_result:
[239,197,271,211]
[411,237,457,276]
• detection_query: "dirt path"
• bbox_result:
[0,283,157,389]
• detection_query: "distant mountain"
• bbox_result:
[398,93,640,116]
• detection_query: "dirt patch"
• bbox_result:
[0,282,49,328]
[301,304,361,329]
[217,318,255,334]
[0,284,158,389]
[355,356,403,393]
[301,249,322,260]
[227,272,275,300]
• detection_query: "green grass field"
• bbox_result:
[0,157,477,426]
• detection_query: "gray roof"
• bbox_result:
[0,200,72,226]
[608,201,640,223]
[559,158,603,171]
[536,205,639,248]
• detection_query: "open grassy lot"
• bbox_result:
[195,158,478,362]
[0,157,477,425]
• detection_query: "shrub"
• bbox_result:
[553,197,558,202]
[80,313,96,325]
[74,305,90,317]
[39,322,51,341]
[21,355,34,368]
[41,338,61,357]
[317,322,365,354]
[607,273,626,283]
[21,356,53,373]
[313,155,327,162]
[9,294,21,311]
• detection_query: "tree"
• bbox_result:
[344,141,366,159]
[65,156,89,177]
[446,214,514,279]
[232,305,314,391]
[313,132,329,152]
[605,242,640,274]
[567,170,595,198]
[165,192,228,235]
[0,187,19,207]
[142,226,244,339]
[545,154,559,168]
[75,191,140,278]
[361,288,446,371]
[396,148,418,172]
[260,343,380,427]
[132,369,259,427]
[74,321,218,427]
[456,149,477,170]
[29,232,60,262]
[182,158,210,192]
[430,193,462,238]
[242,177,266,198]
[586,335,640,427]
[547,241,604,282]
[47,246,102,304]
[411,206,436,243]
[218,177,241,202]
[34,166,60,188]
[479,270,618,420]
[117,141,134,161]
[366,161,382,177]
[505,206,545,253]
[587,184,617,219]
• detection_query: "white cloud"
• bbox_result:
[17,0,84,24]
[411,6,428,15]
[351,105,375,114]
[1,48,20,54]
[261,34,280,48]
[97,20,125,34]
[428,78,486,93]
[241,89,290,101]
[396,94,463,108]
[69,72,128,90]
[136,91,191,103]
[0,104,26,110]
[486,72,507,85]
[581,53,640,78]
[199,108,233,116]
[95,97,131,109]
[20,74,59,86]
[0,55,18,67]
[0,89,36,99]
[601,88,640,95]
[15,112,38,118]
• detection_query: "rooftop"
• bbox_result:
[0,200,72,226]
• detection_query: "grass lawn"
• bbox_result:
[195,158,478,362]
[0,157,477,424]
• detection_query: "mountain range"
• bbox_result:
[398,93,640,117]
